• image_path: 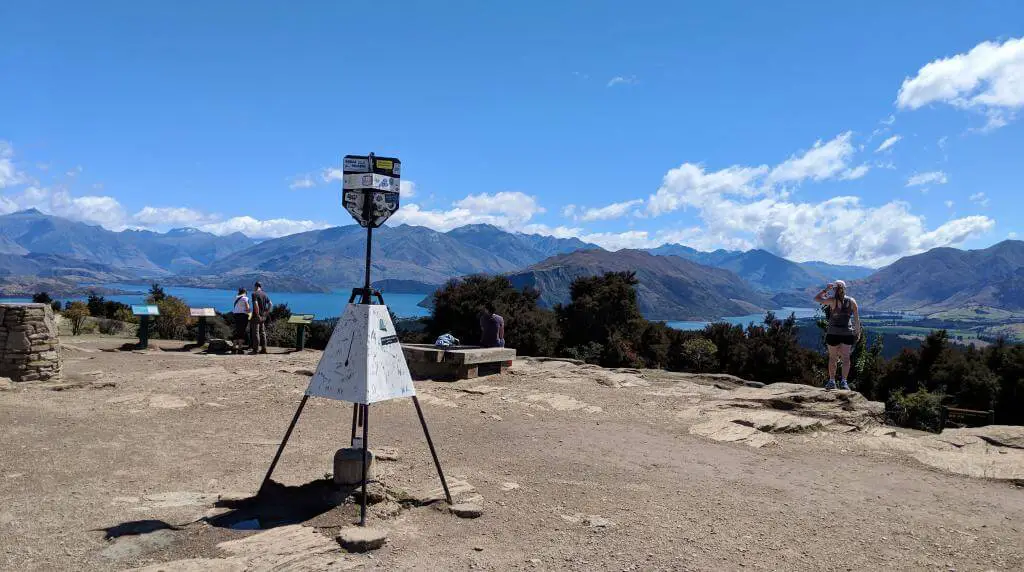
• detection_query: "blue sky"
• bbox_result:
[1,1,1022,266]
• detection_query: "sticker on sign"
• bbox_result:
[343,156,370,173]
[342,173,399,191]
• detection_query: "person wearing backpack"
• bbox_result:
[231,288,251,354]
[249,281,272,355]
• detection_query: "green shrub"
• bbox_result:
[891,389,946,432]
[266,319,296,348]
[562,342,603,364]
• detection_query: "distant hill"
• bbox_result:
[194,223,597,290]
[0,209,254,277]
[648,245,824,293]
[853,240,1024,312]
[507,249,773,321]
[799,261,874,282]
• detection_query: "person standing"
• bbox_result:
[813,279,862,390]
[231,288,250,355]
[249,281,272,355]
[478,302,505,348]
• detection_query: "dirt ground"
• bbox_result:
[1,336,1023,571]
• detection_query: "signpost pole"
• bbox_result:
[139,316,149,349]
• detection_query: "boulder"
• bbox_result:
[336,527,387,552]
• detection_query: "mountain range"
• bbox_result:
[852,240,1024,313]
[3,209,1024,321]
[508,249,773,320]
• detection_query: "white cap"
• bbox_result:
[834,279,847,288]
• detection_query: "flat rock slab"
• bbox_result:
[449,503,483,518]
[336,526,388,552]
[133,524,353,571]
[405,478,476,505]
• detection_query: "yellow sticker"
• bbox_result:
[376,159,393,171]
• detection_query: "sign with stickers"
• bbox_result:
[189,307,216,317]
[341,154,402,228]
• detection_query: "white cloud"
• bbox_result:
[897,36,1024,127]
[881,115,896,125]
[875,135,902,153]
[578,230,651,250]
[576,199,643,222]
[399,180,416,198]
[638,134,993,266]
[937,135,949,149]
[840,165,871,180]
[969,192,990,207]
[1009,231,1018,239]
[945,200,954,208]
[767,132,857,184]
[390,191,544,232]
[561,204,577,218]
[607,75,637,87]
[65,165,83,178]
[199,216,330,238]
[289,175,316,190]
[322,167,344,183]
[906,171,948,187]
[132,206,219,228]
[0,141,28,189]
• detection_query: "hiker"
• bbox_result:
[478,302,505,348]
[813,279,862,390]
[231,288,250,354]
[249,281,272,355]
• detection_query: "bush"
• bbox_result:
[269,303,292,322]
[562,342,603,364]
[149,295,192,340]
[96,318,125,335]
[890,389,946,432]
[32,292,52,304]
[266,319,297,348]
[50,300,61,313]
[678,338,719,372]
[63,302,90,336]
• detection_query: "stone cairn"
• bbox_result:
[0,303,62,382]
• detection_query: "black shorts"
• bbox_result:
[825,333,856,347]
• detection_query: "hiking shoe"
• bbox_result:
[824,380,836,390]
[259,348,268,354]
[839,380,851,391]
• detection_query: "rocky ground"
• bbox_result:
[1,336,1022,571]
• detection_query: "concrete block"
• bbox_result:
[333,447,374,486]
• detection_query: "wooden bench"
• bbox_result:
[402,344,516,380]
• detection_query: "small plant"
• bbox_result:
[63,301,90,336]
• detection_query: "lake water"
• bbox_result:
[4,283,431,320]
[665,307,820,331]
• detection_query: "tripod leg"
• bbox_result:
[359,404,370,526]
[350,402,359,444]
[259,395,309,495]
[411,395,452,504]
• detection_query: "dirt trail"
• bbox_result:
[1,336,1022,571]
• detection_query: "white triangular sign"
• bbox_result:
[305,304,416,404]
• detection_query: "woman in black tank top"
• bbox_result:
[813,280,861,390]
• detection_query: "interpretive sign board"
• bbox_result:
[132,305,160,316]
[287,314,315,325]
[189,307,216,317]
[305,303,414,404]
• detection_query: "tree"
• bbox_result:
[50,300,61,313]
[678,337,718,372]
[63,301,90,336]
[87,293,107,318]
[151,295,192,340]
[556,271,646,367]
[854,334,885,399]
[32,292,52,304]
[148,283,167,303]
[427,275,560,356]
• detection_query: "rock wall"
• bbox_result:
[0,303,61,382]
